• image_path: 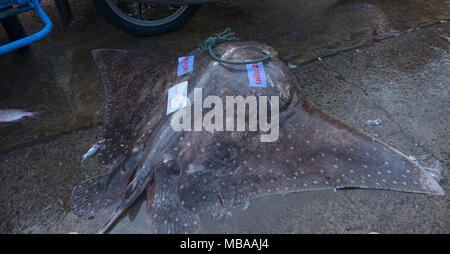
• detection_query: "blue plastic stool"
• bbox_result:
[0,0,53,55]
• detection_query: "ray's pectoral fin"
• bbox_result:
[146,168,200,234]
[280,96,445,196]
[244,94,446,196]
[91,49,170,167]
[178,94,444,218]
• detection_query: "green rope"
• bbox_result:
[199,28,271,65]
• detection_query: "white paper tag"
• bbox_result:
[167,81,188,115]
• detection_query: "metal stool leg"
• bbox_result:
[54,0,72,28]
[1,14,27,41]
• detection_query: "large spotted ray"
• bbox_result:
[71,42,444,234]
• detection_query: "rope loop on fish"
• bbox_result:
[200,28,271,65]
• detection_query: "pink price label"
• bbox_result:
[177,56,194,76]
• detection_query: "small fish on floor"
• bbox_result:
[0,109,44,123]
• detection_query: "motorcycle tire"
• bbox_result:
[92,0,201,36]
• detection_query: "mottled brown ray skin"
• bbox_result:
[71,42,444,234]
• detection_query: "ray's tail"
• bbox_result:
[97,175,151,234]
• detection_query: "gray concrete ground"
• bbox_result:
[0,0,449,233]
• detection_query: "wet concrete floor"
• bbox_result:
[0,0,449,233]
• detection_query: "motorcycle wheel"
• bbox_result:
[92,0,201,36]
